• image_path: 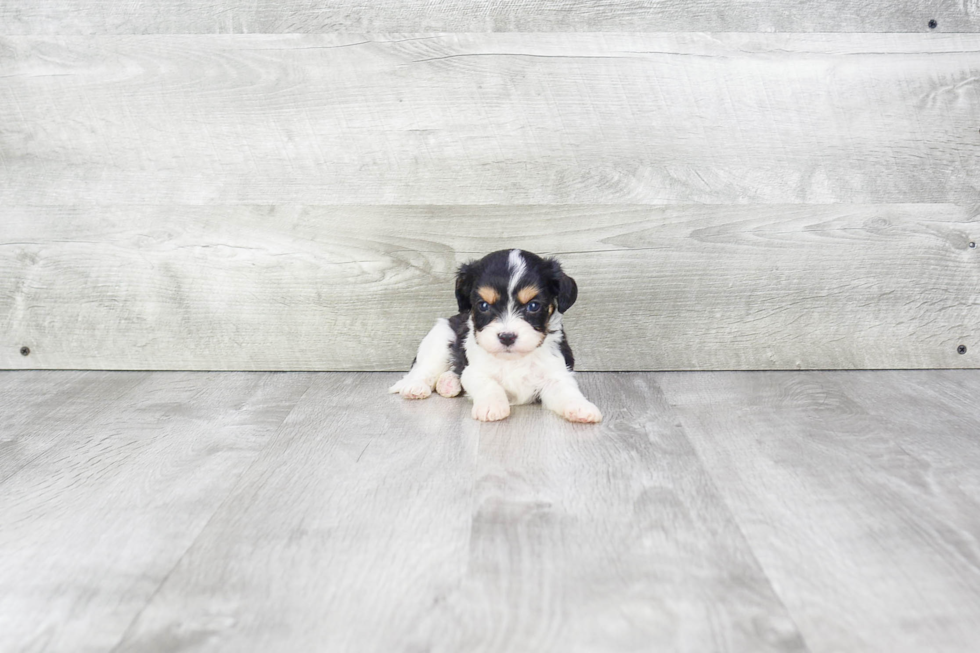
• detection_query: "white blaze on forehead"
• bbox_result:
[507,249,526,297]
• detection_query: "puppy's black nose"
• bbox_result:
[498,332,517,347]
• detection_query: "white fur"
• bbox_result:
[391,253,601,423]
[506,249,526,297]
[436,370,462,397]
[388,318,454,399]
[473,312,543,355]
[461,316,601,423]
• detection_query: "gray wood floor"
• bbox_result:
[1,371,978,653]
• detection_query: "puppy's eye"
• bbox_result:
[477,301,490,312]
[526,301,541,312]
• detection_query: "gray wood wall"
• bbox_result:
[1,3,978,371]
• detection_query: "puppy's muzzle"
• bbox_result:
[497,332,517,347]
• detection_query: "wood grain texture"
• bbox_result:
[1,0,978,34]
[108,372,805,653]
[658,370,980,653]
[0,370,149,482]
[1,34,979,205]
[111,373,484,653]
[0,371,313,653]
[5,370,980,651]
[2,204,977,371]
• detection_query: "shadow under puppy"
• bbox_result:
[390,249,602,423]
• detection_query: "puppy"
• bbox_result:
[389,249,602,423]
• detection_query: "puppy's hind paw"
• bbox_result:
[436,371,462,398]
[562,400,603,424]
[389,377,433,399]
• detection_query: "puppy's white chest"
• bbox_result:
[498,358,548,404]
[475,349,557,405]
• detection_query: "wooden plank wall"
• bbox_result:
[1,4,978,371]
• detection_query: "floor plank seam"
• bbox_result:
[656,378,818,653]
[6,371,980,652]
[105,374,318,652]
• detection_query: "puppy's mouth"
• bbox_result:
[484,342,532,357]
[474,328,545,357]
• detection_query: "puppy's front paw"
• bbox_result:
[472,398,511,422]
[436,371,462,398]
[391,378,433,399]
[562,400,602,423]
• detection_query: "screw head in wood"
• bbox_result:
[958,345,968,355]
[20,346,30,356]
[928,19,938,29]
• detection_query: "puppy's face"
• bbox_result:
[455,249,578,357]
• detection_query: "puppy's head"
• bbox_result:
[455,249,577,357]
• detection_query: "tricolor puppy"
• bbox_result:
[389,249,602,423]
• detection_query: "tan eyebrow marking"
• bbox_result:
[517,286,540,304]
[477,286,499,304]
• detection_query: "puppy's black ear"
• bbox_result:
[557,273,578,313]
[544,258,578,313]
[455,261,477,313]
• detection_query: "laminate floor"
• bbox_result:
[1,371,978,653]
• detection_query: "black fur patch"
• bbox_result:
[447,312,470,375]
[558,330,575,370]
[449,250,579,372]
[454,249,578,336]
